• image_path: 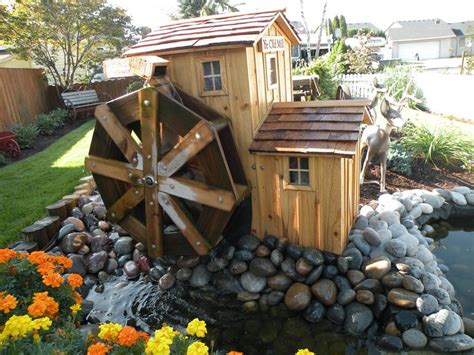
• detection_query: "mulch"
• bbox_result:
[360,159,474,205]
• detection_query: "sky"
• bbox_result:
[109,0,474,31]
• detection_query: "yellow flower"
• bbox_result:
[98,323,123,342]
[145,337,171,355]
[155,325,179,342]
[296,349,315,355]
[70,303,81,315]
[31,317,52,331]
[33,334,40,343]
[2,315,34,339]
[186,318,207,338]
[187,341,209,355]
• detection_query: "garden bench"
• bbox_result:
[61,89,111,122]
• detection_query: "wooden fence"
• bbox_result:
[0,68,139,131]
[0,68,50,131]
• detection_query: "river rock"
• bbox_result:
[323,265,339,279]
[394,257,425,278]
[377,211,400,225]
[114,237,133,256]
[68,254,86,276]
[90,235,110,253]
[382,272,404,288]
[423,309,459,337]
[384,239,407,257]
[61,232,87,254]
[93,205,107,220]
[123,260,139,279]
[378,335,403,351]
[451,191,467,205]
[354,279,383,294]
[414,245,434,264]
[385,321,400,335]
[334,275,351,292]
[354,216,369,230]
[295,257,313,276]
[58,224,75,241]
[354,235,371,256]
[276,238,289,251]
[342,248,363,270]
[463,318,474,337]
[344,302,374,336]
[242,301,258,313]
[402,328,428,349]
[86,251,108,274]
[439,277,456,299]
[394,310,418,331]
[421,272,441,291]
[409,206,423,219]
[237,234,260,251]
[387,288,418,308]
[229,259,247,275]
[305,265,324,285]
[234,249,254,262]
[337,289,356,306]
[416,294,439,315]
[190,265,212,287]
[262,235,278,249]
[429,334,474,352]
[158,273,176,290]
[452,186,471,194]
[304,301,326,323]
[303,248,325,266]
[311,279,337,306]
[207,257,229,272]
[249,258,277,277]
[362,256,391,280]
[327,304,345,325]
[402,275,424,293]
[255,245,270,257]
[372,294,388,318]
[176,256,200,269]
[286,244,303,259]
[427,288,451,305]
[241,272,266,293]
[347,270,366,286]
[363,227,381,246]
[421,192,444,209]
[270,249,284,267]
[389,223,408,238]
[104,258,118,274]
[284,282,311,311]
[337,257,349,274]
[176,268,192,281]
[356,290,374,305]
[63,217,85,231]
[466,193,474,205]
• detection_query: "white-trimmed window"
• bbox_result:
[266,53,278,89]
[288,157,310,185]
[197,56,227,96]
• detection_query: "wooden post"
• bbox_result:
[46,200,68,221]
[139,87,163,257]
[22,224,49,248]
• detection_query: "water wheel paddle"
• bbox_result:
[85,86,249,257]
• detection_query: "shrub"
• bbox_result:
[127,79,145,93]
[294,58,340,99]
[387,142,413,176]
[11,123,39,148]
[36,109,67,135]
[383,66,423,108]
[401,123,474,169]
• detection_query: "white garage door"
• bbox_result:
[398,41,440,60]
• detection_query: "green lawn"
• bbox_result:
[0,120,95,247]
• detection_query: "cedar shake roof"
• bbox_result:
[249,100,370,156]
[124,9,300,56]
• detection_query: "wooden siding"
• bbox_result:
[253,153,357,255]
[0,68,49,130]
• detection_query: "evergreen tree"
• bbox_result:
[340,15,348,38]
[333,15,340,30]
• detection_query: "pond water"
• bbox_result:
[86,278,368,355]
[431,219,474,318]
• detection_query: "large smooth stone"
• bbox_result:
[354,235,371,256]
[394,257,425,278]
[451,191,467,205]
[284,282,312,311]
[342,248,363,270]
[423,309,462,337]
[337,289,356,305]
[327,304,345,325]
[378,335,403,351]
[344,302,374,335]
[429,334,474,352]
[421,192,444,209]
[158,273,176,290]
[268,272,292,291]
[234,249,254,261]
[262,235,278,249]
[463,318,474,338]
[402,329,428,349]
[466,193,474,205]
[354,279,383,294]
[207,257,229,272]
[398,233,420,256]
[304,301,326,323]
[123,260,139,278]
[402,275,424,293]
[190,264,212,288]
[416,294,439,315]
[394,310,418,331]
[305,265,323,285]
[240,271,267,293]
[286,244,303,259]
[311,279,337,306]
[58,224,75,240]
[389,223,408,238]
[356,290,374,305]
[229,259,247,275]
[372,294,388,319]
[334,275,351,292]
[303,248,325,266]
[90,235,110,253]
[176,256,200,269]
[421,272,441,291]
[337,256,349,274]
[382,272,404,288]
[384,239,407,257]
[295,257,313,276]
[249,258,276,277]
[255,245,270,257]
[322,265,338,279]
[237,234,261,251]
[61,232,87,254]
[347,270,366,286]
[377,211,400,225]
[270,249,284,267]
[67,254,86,276]
[114,237,133,256]
[427,288,451,305]
[62,216,85,231]
[387,288,418,308]
[86,251,108,274]
[363,227,381,246]
[362,256,391,280]
[176,268,192,281]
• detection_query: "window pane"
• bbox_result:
[289,157,298,169]
[214,76,222,90]
[204,77,214,91]
[289,171,299,184]
[300,157,309,170]
[212,61,221,74]
[270,57,277,85]
[203,62,212,76]
[300,171,310,185]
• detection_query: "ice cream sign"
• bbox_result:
[261,36,285,52]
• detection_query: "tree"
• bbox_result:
[177,0,238,19]
[333,16,340,31]
[344,33,379,74]
[0,0,135,88]
[339,15,348,38]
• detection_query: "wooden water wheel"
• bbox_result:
[85,86,249,257]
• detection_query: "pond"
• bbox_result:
[431,219,474,318]
[86,277,368,355]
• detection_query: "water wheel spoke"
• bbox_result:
[158,121,215,177]
[158,192,210,255]
[158,176,235,212]
[95,104,142,164]
[85,155,143,182]
[107,187,144,223]
[119,215,148,245]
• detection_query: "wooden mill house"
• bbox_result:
[124,9,369,255]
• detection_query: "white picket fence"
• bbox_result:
[336,73,385,98]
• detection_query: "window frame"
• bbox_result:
[265,53,278,90]
[283,156,314,191]
[197,56,228,97]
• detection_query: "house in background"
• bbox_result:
[450,21,474,56]
[385,19,457,60]
[0,47,33,68]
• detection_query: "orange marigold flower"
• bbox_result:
[36,262,56,276]
[116,326,140,347]
[42,272,63,288]
[87,342,110,355]
[0,249,17,263]
[55,255,73,269]
[27,251,50,265]
[0,294,18,313]
[137,331,150,342]
[227,352,243,355]
[67,273,83,288]
[28,292,59,319]
[74,291,83,305]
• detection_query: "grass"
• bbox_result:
[0,120,95,247]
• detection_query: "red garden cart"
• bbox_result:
[0,131,21,158]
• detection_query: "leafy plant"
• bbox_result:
[126,80,145,93]
[293,58,340,99]
[36,109,67,135]
[344,33,380,74]
[11,123,39,149]
[383,66,423,108]
[387,142,413,176]
[401,123,474,169]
